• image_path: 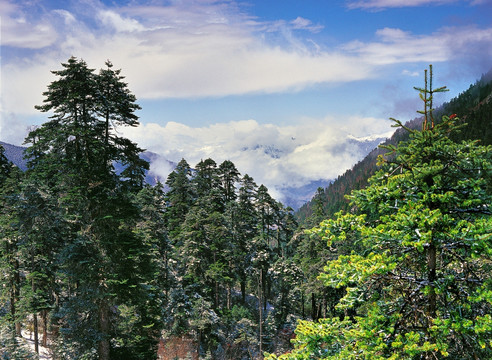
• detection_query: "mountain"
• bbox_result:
[0,141,175,187]
[278,179,332,210]
[0,141,28,170]
[275,134,387,209]
[0,132,387,209]
[296,69,492,225]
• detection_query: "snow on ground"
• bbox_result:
[20,330,51,360]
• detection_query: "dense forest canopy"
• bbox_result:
[1,60,491,360]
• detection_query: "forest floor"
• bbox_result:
[21,330,51,359]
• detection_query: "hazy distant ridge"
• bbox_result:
[0,141,28,170]
[1,133,387,209]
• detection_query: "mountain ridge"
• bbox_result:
[1,132,387,209]
[0,141,28,171]
[296,69,492,225]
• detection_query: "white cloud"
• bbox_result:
[342,27,449,65]
[0,112,30,146]
[2,0,492,119]
[120,117,393,202]
[290,17,324,33]
[52,9,77,25]
[346,0,464,10]
[342,25,492,67]
[0,1,58,49]
[1,0,491,183]
[402,69,420,77]
[97,10,146,32]
[0,0,372,117]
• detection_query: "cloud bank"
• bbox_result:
[1,0,491,202]
[121,117,394,202]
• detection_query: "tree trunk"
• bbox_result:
[98,301,110,360]
[42,309,48,347]
[227,284,231,311]
[311,293,316,321]
[31,256,39,353]
[258,271,263,357]
[9,263,16,333]
[213,251,219,309]
[241,279,246,304]
[164,250,169,301]
[14,258,21,336]
[301,292,305,319]
[427,242,437,318]
[322,288,327,318]
[104,111,110,164]
[262,269,267,312]
[215,280,219,309]
[317,303,322,320]
[33,312,39,354]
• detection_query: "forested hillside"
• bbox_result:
[296,69,492,225]
[1,60,490,360]
[0,57,300,359]
[268,66,491,360]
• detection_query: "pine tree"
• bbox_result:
[268,67,492,360]
[96,60,140,160]
[17,177,65,352]
[0,163,31,358]
[135,183,170,299]
[24,57,160,359]
[235,174,259,304]
[193,158,221,205]
[217,160,241,310]
[165,158,194,238]
[0,144,11,181]
[218,160,240,203]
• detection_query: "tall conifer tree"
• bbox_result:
[24,57,159,359]
[268,67,492,360]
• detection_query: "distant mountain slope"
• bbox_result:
[296,70,492,225]
[0,133,386,209]
[0,141,28,170]
[0,141,175,186]
[277,135,387,210]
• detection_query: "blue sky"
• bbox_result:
[1,0,492,202]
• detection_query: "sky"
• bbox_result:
[1,0,492,203]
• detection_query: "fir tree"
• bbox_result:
[24,57,160,359]
[235,174,259,303]
[268,66,492,360]
[165,158,194,238]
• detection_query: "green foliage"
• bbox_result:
[13,57,161,359]
[269,67,492,359]
[5,57,492,359]
[297,68,492,226]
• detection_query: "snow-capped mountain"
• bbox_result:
[1,132,387,209]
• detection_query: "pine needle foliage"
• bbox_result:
[268,66,492,359]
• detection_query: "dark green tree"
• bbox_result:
[96,60,140,163]
[135,183,170,299]
[24,57,160,360]
[235,174,259,303]
[0,144,11,180]
[218,160,240,203]
[165,158,194,238]
[17,177,65,353]
[193,158,220,202]
[0,163,33,358]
